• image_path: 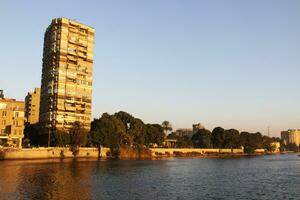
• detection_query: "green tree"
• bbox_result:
[240,132,264,154]
[250,132,264,149]
[90,112,166,155]
[69,121,88,149]
[191,129,212,148]
[23,123,43,147]
[143,124,165,147]
[223,129,240,148]
[115,111,145,146]
[239,132,248,147]
[166,132,178,140]
[90,113,126,157]
[176,135,193,148]
[52,130,70,147]
[150,124,165,145]
[211,127,225,148]
[262,136,277,152]
[166,132,193,148]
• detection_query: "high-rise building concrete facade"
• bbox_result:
[39,18,94,136]
[0,97,25,148]
[281,129,300,146]
[25,88,41,124]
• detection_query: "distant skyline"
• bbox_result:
[1,1,300,137]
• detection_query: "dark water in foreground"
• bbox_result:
[0,154,299,200]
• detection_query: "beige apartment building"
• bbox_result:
[40,18,94,138]
[25,88,40,124]
[0,97,25,148]
[281,129,300,146]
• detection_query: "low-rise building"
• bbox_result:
[25,88,40,124]
[0,97,25,148]
[163,139,177,148]
[281,129,300,146]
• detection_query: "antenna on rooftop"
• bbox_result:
[267,126,270,137]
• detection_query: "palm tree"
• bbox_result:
[162,121,173,136]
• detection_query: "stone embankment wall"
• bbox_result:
[0,147,244,160]
[0,147,110,160]
[119,147,152,159]
[150,148,244,157]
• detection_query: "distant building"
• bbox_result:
[163,139,177,148]
[174,128,193,138]
[192,123,205,133]
[25,88,40,124]
[0,97,25,148]
[39,18,95,137]
[281,130,300,146]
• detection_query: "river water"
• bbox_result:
[0,154,299,200]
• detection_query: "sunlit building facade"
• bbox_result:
[281,129,300,146]
[39,18,95,137]
[0,97,25,148]
[25,88,41,124]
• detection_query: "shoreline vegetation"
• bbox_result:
[3,111,298,161]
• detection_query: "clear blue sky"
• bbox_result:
[1,0,300,136]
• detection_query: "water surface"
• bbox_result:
[0,154,299,200]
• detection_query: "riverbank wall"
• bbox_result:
[0,147,244,160]
[150,148,244,158]
[0,147,110,160]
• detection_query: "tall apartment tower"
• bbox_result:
[40,18,94,137]
[25,88,41,124]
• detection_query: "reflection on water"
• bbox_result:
[0,159,95,200]
[0,155,299,200]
